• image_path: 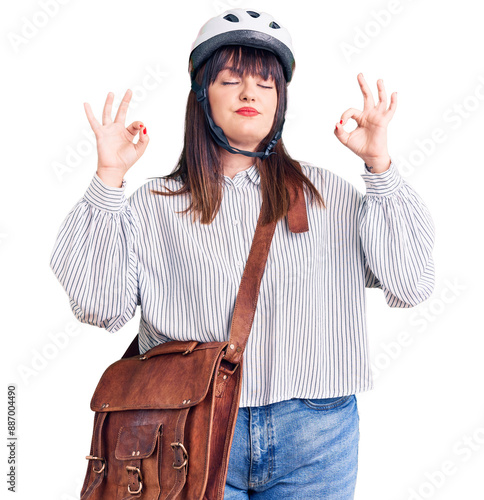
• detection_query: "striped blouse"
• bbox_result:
[49,159,435,407]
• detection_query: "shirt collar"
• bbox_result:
[223,164,261,187]
[246,164,261,185]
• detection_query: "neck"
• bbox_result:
[220,148,257,179]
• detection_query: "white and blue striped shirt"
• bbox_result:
[49,159,435,407]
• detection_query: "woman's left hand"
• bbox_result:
[334,73,396,173]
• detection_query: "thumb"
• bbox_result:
[334,121,350,146]
[127,121,145,137]
[133,125,149,156]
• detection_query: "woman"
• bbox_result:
[50,8,435,499]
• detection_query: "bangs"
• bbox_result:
[206,45,285,86]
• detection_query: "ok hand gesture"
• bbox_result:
[334,73,396,173]
[84,89,149,187]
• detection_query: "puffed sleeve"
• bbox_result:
[49,172,141,332]
[357,158,435,307]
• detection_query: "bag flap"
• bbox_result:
[134,340,199,359]
[90,341,228,412]
[115,422,162,460]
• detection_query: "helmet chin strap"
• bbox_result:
[191,69,284,160]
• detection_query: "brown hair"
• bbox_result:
[149,45,325,225]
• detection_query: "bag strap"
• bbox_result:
[81,412,108,499]
[121,173,309,361]
[224,174,308,364]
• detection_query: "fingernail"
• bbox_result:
[143,128,147,134]
[139,124,143,128]
[340,120,343,124]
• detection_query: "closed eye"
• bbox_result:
[221,82,273,89]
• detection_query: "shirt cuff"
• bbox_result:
[360,158,403,196]
[84,172,127,212]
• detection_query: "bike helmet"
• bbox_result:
[188,8,296,160]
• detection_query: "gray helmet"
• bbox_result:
[188,9,295,160]
[189,8,296,83]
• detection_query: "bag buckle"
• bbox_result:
[171,442,188,473]
[126,465,143,494]
[85,455,105,474]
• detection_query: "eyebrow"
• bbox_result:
[221,67,242,76]
[220,67,273,80]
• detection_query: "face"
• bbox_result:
[207,66,278,152]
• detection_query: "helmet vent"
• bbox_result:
[269,21,281,29]
[223,14,239,22]
[246,11,260,18]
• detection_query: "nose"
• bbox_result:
[239,76,257,102]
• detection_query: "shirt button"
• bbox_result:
[233,219,239,225]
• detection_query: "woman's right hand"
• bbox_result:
[84,89,149,187]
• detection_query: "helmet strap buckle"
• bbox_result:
[191,79,207,102]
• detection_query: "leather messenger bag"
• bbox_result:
[80,176,308,500]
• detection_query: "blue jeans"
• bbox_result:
[224,395,359,499]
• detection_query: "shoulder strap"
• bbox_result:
[224,175,308,365]
[122,174,309,361]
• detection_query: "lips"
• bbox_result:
[236,107,259,117]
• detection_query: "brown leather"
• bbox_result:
[80,174,309,499]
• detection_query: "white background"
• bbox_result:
[2,0,484,498]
